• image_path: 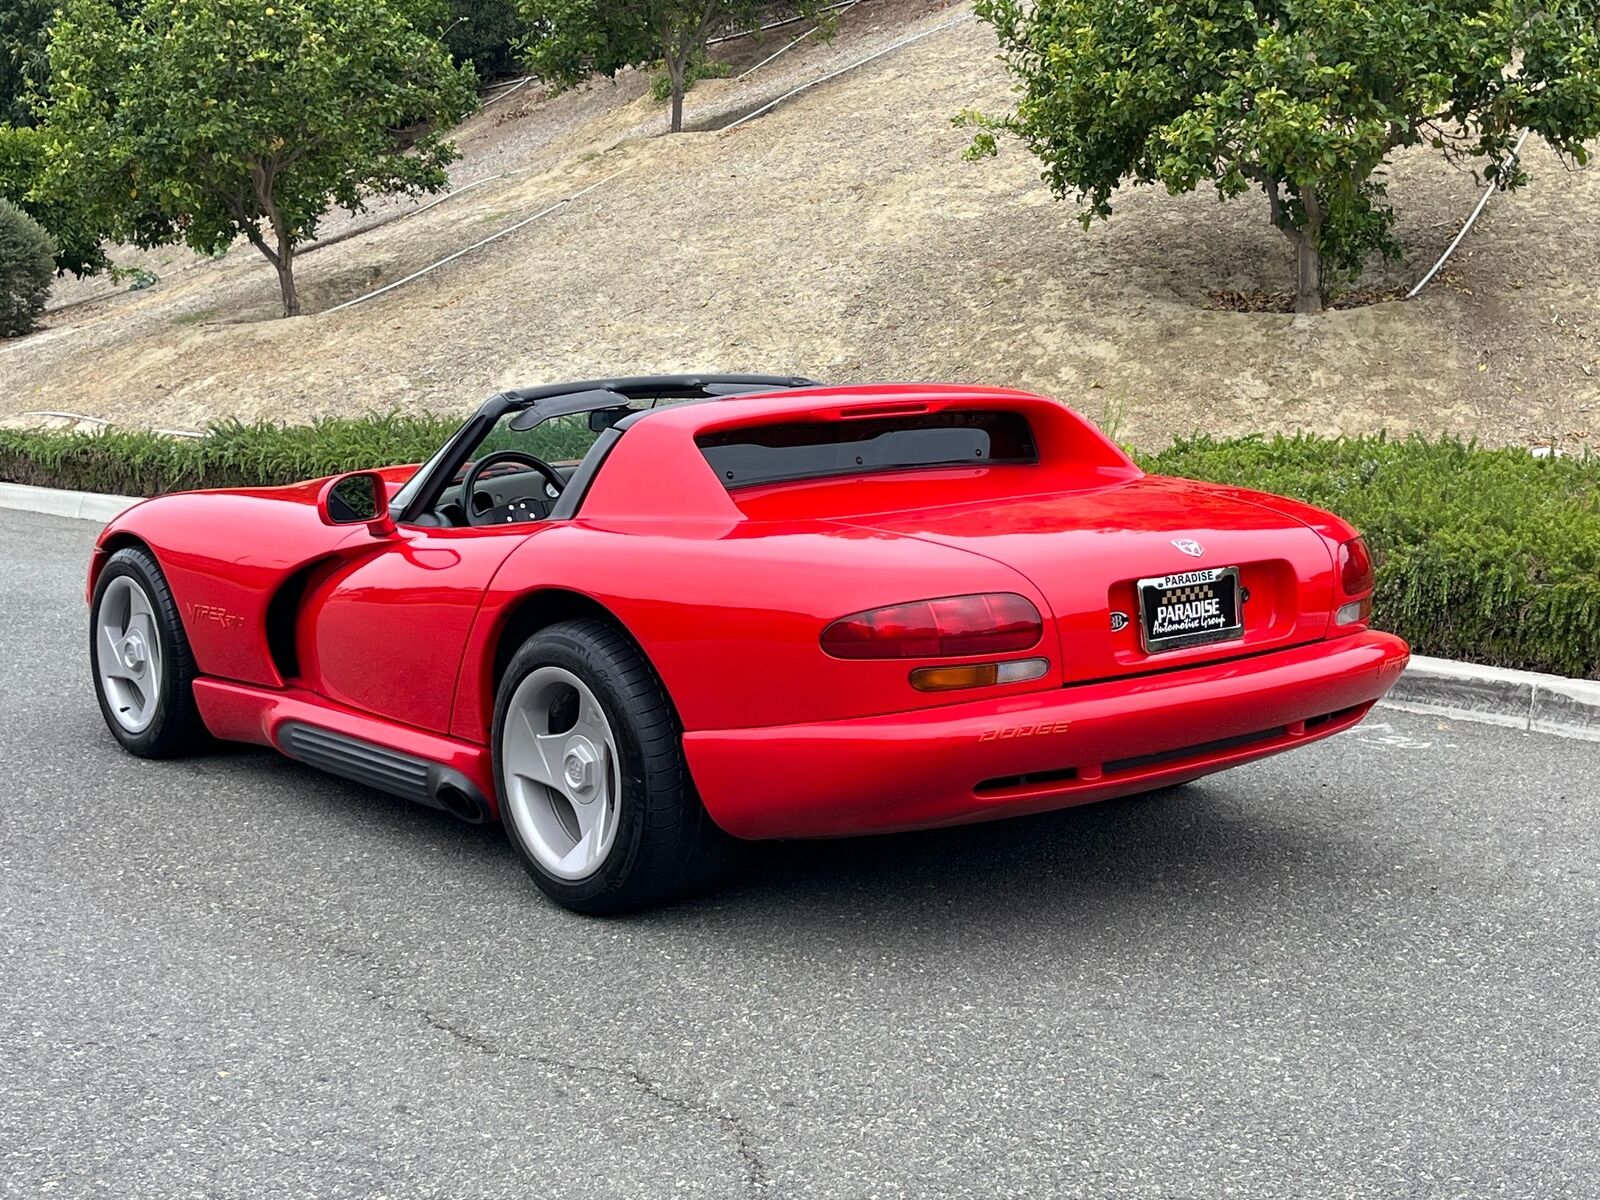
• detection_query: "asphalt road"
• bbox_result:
[2,507,1598,1200]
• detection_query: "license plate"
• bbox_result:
[1137,567,1244,653]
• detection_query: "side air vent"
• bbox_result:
[277,722,489,822]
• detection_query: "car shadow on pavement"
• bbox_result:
[663,780,1359,944]
[214,747,1356,942]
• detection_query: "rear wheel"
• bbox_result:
[90,546,210,758]
[494,619,727,914]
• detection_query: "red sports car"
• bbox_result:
[88,377,1409,912]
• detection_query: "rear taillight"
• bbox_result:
[1338,537,1374,596]
[821,593,1043,660]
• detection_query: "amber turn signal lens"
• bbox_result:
[910,664,999,691]
[910,657,1050,692]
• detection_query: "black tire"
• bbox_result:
[493,619,728,914]
[89,546,212,758]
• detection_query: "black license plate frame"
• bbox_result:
[1137,566,1244,653]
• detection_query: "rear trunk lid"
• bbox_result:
[838,475,1339,684]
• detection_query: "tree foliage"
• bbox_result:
[520,0,825,132]
[0,0,55,127]
[403,0,529,80]
[41,0,476,317]
[0,196,56,336]
[442,0,530,80]
[963,0,1600,313]
[0,123,109,276]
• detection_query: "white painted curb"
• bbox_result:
[2,481,1597,742]
[0,481,142,523]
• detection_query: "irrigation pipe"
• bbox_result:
[324,168,630,314]
[19,410,203,437]
[40,171,524,316]
[735,0,861,81]
[482,77,533,110]
[298,172,517,259]
[22,410,111,427]
[1407,129,1531,300]
[724,10,975,131]
[708,0,870,45]
[737,24,823,79]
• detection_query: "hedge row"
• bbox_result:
[1142,436,1600,680]
[2,420,1596,678]
[0,413,589,496]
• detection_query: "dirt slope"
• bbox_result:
[3,1,1597,452]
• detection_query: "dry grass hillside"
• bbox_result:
[2,0,1597,452]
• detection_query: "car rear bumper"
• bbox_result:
[683,630,1410,839]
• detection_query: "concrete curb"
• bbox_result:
[0,482,141,524]
[3,482,1598,742]
[1383,655,1600,743]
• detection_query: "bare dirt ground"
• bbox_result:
[3,0,1597,452]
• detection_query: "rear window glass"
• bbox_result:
[698,411,1037,488]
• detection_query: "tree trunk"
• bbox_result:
[275,251,300,318]
[1294,189,1324,315]
[667,56,686,133]
[265,199,299,317]
[1263,178,1325,315]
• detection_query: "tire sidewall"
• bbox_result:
[493,628,660,910]
[90,550,188,756]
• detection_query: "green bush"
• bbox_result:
[0,195,54,335]
[1140,435,1600,680]
[1,420,1595,677]
[0,412,594,496]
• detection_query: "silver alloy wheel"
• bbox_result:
[502,665,621,881]
[97,575,164,734]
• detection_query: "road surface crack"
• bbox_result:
[390,995,771,1191]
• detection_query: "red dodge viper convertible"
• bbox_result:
[88,377,1409,912]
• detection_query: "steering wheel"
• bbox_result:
[460,450,567,527]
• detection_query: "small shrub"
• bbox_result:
[0,196,55,336]
[648,54,730,103]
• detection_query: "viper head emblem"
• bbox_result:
[1171,538,1205,558]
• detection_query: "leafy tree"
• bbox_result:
[0,123,109,276]
[962,0,1600,313]
[403,0,529,80]
[41,0,476,317]
[520,0,826,133]
[0,0,54,127]
[443,0,530,80]
[0,196,56,336]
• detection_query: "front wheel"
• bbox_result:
[494,619,727,914]
[89,546,211,758]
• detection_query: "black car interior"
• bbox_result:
[392,375,823,530]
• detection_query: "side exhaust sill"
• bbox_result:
[278,721,490,823]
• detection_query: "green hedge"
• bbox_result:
[0,412,591,496]
[2,420,1596,677]
[1140,436,1600,680]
